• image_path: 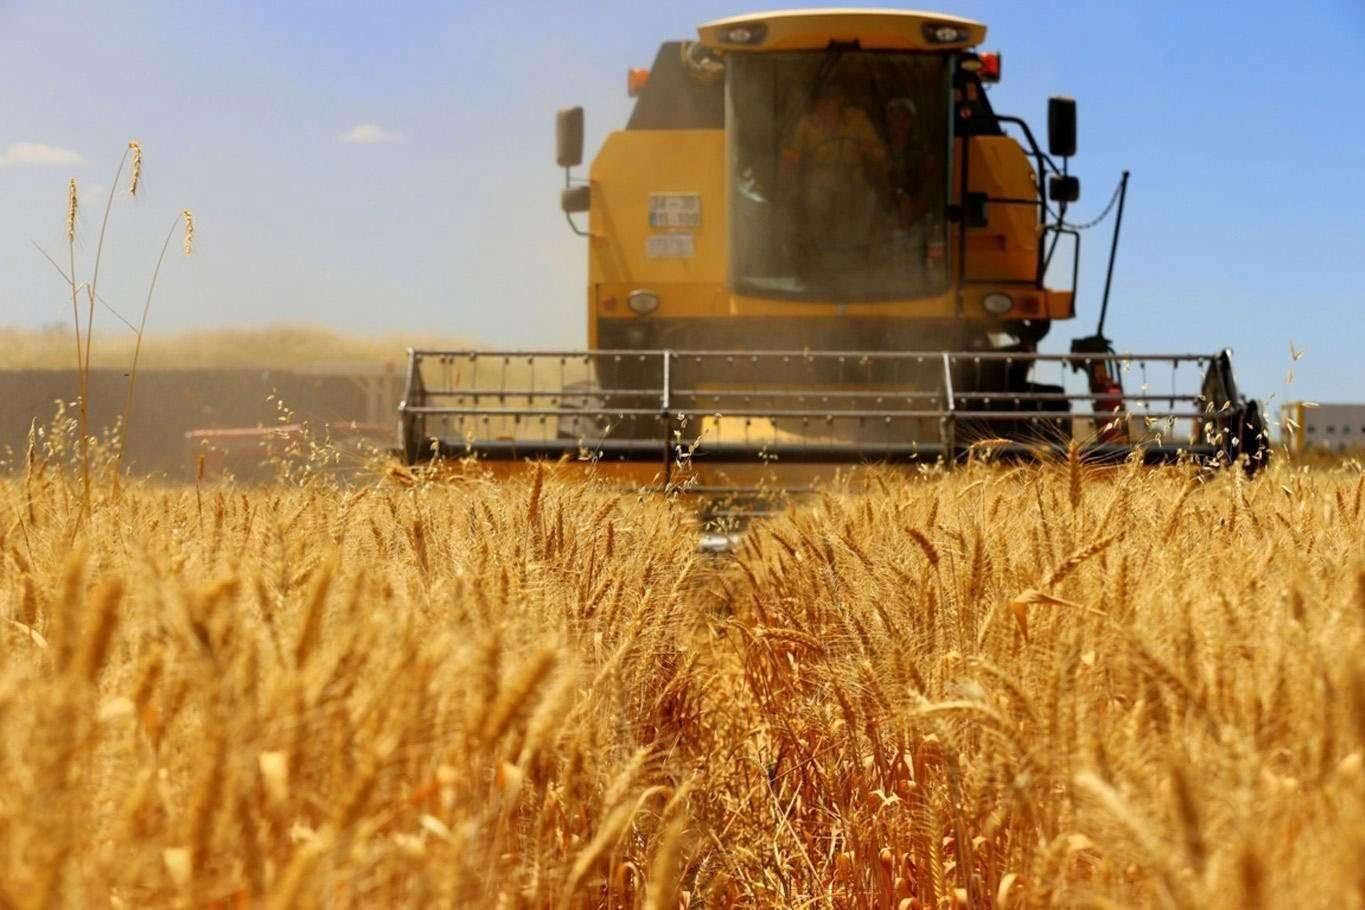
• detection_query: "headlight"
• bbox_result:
[982,292,1013,315]
[722,23,766,44]
[923,23,970,44]
[627,289,660,316]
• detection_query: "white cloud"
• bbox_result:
[0,142,84,168]
[338,123,402,145]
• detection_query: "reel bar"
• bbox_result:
[399,348,1254,469]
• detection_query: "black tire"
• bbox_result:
[955,356,1073,446]
[593,355,667,443]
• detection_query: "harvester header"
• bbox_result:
[400,7,1267,488]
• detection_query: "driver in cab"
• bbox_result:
[779,82,887,274]
[780,82,886,182]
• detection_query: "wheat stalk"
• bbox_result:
[0,455,1358,906]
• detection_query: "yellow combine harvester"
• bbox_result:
[399,8,1266,491]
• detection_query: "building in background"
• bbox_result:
[1282,402,1365,454]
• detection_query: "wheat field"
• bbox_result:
[1,432,1362,907]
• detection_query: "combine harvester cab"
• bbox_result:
[400,9,1267,496]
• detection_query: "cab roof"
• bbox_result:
[698,8,986,52]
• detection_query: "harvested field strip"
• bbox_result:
[0,326,470,371]
[0,453,1362,906]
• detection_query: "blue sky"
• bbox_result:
[1,0,1362,405]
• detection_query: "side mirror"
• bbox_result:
[561,185,591,214]
[1049,175,1080,203]
[1047,96,1077,158]
[556,107,584,169]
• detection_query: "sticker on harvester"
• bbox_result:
[646,232,695,259]
[649,193,701,228]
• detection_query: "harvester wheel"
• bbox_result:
[592,356,668,444]
[955,352,1073,447]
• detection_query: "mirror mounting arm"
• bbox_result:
[556,106,589,235]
